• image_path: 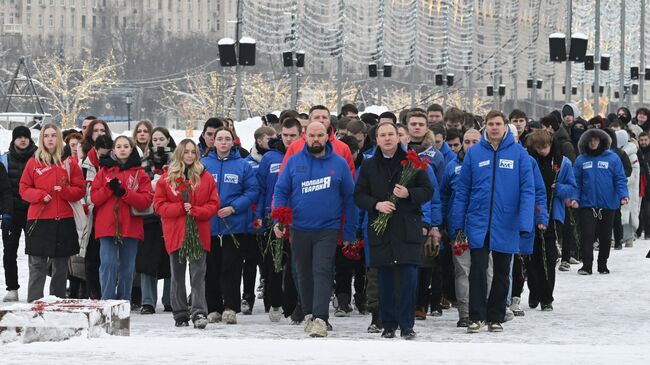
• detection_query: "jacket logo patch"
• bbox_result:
[421,150,436,158]
[269,163,281,173]
[498,159,514,169]
[224,173,239,184]
[582,161,593,169]
[35,166,53,175]
[301,176,331,193]
[478,160,490,167]
[454,166,462,174]
[597,161,609,169]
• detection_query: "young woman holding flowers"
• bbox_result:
[154,139,219,329]
[19,124,85,302]
[91,136,153,301]
[354,121,433,340]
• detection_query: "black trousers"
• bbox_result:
[560,207,579,262]
[638,197,650,237]
[2,225,24,291]
[264,238,298,315]
[613,210,623,246]
[440,244,456,303]
[527,226,558,304]
[205,235,224,314]
[84,232,102,300]
[469,235,512,323]
[512,255,525,298]
[416,258,442,310]
[579,208,615,271]
[240,234,258,306]
[334,245,366,304]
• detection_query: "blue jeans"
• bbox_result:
[99,237,138,300]
[141,274,171,307]
[377,264,418,331]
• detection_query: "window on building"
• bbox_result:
[158,0,161,10]
[81,14,85,28]
[60,14,64,27]
[49,14,53,27]
[92,15,96,28]
[167,17,171,31]
[61,0,65,5]
[38,14,43,27]
[26,13,31,25]
[114,16,118,27]
[101,16,105,28]
[71,14,75,27]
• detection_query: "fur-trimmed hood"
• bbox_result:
[578,128,611,156]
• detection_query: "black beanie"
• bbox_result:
[12,126,31,142]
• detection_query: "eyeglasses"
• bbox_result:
[215,137,233,142]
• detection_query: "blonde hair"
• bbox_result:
[35,123,64,166]
[166,139,205,189]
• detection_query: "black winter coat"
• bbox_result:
[5,142,37,220]
[354,147,433,267]
[0,163,11,215]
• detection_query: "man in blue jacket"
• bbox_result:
[273,122,357,338]
[451,110,535,333]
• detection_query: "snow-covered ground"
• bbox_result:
[2,236,650,364]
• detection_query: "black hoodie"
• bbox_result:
[5,141,38,216]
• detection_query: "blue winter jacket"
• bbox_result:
[439,141,457,165]
[519,156,549,254]
[255,149,284,224]
[572,129,629,210]
[201,148,259,235]
[548,156,577,224]
[441,157,462,234]
[450,130,535,254]
[419,145,445,184]
[422,165,442,228]
[273,141,358,242]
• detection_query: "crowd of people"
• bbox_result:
[0,101,646,338]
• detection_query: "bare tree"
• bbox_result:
[30,52,121,128]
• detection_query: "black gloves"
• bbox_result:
[108,178,126,197]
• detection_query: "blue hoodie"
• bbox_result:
[273,141,357,242]
[201,148,259,235]
[450,130,535,254]
[572,129,629,209]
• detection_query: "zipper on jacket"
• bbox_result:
[486,147,498,233]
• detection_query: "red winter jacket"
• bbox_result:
[91,165,153,241]
[154,171,220,254]
[19,157,86,220]
[279,126,355,178]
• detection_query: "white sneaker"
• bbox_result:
[303,314,313,333]
[222,309,237,324]
[511,297,525,317]
[504,307,514,322]
[568,257,580,265]
[558,261,571,271]
[309,318,328,337]
[269,307,282,322]
[2,290,18,302]
[625,239,634,248]
[467,320,485,333]
[207,311,222,323]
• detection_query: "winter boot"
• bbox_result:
[3,290,18,302]
[511,297,525,316]
[487,322,503,332]
[303,314,314,333]
[207,311,222,323]
[467,321,485,333]
[558,261,571,271]
[193,314,208,329]
[415,306,427,320]
[625,239,634,248]
[334,294,352,317]
[309,318,328,337]
[367,311,383,333]
[269,307,283,322]
[504,307,514,322]
[541,303,554,311]
[456,317,470,327]
[175,316,190,327]
[222,309,237,324]
[400,328,416,340]
[241,299,252,315]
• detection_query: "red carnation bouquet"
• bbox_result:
[452,230,469,256]
[370,150,429,235]
[266,206,293,272]
[175,177,202,262]
[342,239,365,261]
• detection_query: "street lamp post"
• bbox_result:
[125,93,132,130]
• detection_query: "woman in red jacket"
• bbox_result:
[154,139,219,328]
[91,136,153,301]
[19,123,85,302]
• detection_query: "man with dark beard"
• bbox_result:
[273,122,357,337]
